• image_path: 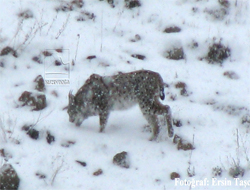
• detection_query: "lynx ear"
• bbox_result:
[69,90,75,102]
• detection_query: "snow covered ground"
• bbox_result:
[0,0,250,189]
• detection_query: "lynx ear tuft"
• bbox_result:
[69,90,75,100]
[160,88,165,100]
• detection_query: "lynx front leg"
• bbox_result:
[150,99,174,138]
[99,111,110,133]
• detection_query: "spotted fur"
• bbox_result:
[68,70,173,140]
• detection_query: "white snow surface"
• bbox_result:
[0,0,250,189]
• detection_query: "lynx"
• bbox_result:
[68,70,173,140]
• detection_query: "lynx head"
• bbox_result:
[68,91,84,126]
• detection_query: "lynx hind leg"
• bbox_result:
[144,114,160,141]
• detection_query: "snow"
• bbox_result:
[0,0,250,189]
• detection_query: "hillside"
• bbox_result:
[0,0,250,189]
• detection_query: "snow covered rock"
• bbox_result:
[223,71,239,80]
[170,172,180,180]
[27,129,39,140]
[113,151,130,168]
[125,0,141,9]
[18,9,33,19]
[55,0,84,12]
[18,91,46,111]
[0,149,12,161]
[165,47,184,60]
[173,135,194,151]
[131,54,146,60]
[164,26,181,33]
[175,82,189,97]
[46,131,55,144]
[34,75,46,92]
[242,115,250,126]
[0,164,20,190]
[76,160,87,167]
[93,169,103,176]
[206,42,231,64]
[22,125,40,140]
[212,166,222,177]
[0,46,17,57]
[173,119,182,127]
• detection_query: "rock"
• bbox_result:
[18,91,46,111]
[130,34,141,42]
[125,0,141,9]
[0,46,17,57]
[175,82,189,96]
[173,119,182,127]
[223,71,239,80]
[55,48,63,53]
[86,55,96,60]
[219,0,230,8]
[166,47,184,60]
[177,139,194,151]
[76,160,87,167]
[0,149,4,157]
[18,9,33,19]
[190,41,199,49]
[32,56,43,64]
[205,8,228,20]
[173,135,194,151]
[71,0,84,8]
[0,164,20,190]
[187,166,195,177]
[99,0,114,8]
[21,124,33,131]
[76,11,96,22]
[164,26,181,33]
[0,149,12,161]
[61,140,76,148]
[46,131,55,144]
[173,134,181,144]
[93,169,103,176]
[56,0,84,11]
[27,128,40,140]
[55,60,62,66]
[170,172,180,180]
[42,51,52,57]
[242,115,250,125]
[34,75,46,92]
[35,172,46,179]
[131,54,146,60]
[113,151,130,168]
[206,42,230,64]
[22,124,39,140]
[51,90,59,97]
